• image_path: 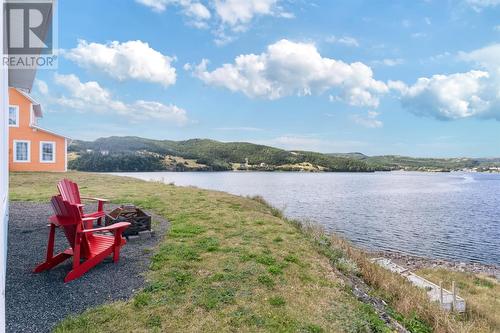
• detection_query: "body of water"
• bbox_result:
[112,171,500,265]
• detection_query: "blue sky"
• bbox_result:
[33,0,500,157]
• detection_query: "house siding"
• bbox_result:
[8,88,67,172]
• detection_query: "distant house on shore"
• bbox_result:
[8,88,70,172]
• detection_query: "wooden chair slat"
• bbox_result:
[35,193,130,283]
[57,178,107,226]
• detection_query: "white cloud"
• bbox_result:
[34,79,49,95]
[136,0,168,12]
[387,80,408,94]
[212,0,293,44]
[136,0,291,44]
[351,111,383,128]
[137,0,282,24]
[136,0,209,15]
[53,74,189,124]
[185,2,211,19]
[372,58,404,67]
[394,43,500,121]
[465,0,500,10]
[427,51,452,63]
[64,40,177,87]
[136,0,211,28]
[399,71,491,120]
[189,39,388,108]
[214,0,278,27]
[326,35,359,47]
[459,43,500,71]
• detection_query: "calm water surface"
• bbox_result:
[113,171,500,265]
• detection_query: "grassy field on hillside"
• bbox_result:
[417,269,499,331]
[10,172,389,332]
[9,172,498,333]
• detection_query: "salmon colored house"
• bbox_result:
[8,88,70,172]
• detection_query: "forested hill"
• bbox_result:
[68,136,500,173]
[328,154,500,172]
[68,137,374,172]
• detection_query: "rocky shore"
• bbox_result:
[371,250,500,280]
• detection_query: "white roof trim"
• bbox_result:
[14,88,43,117]
[31,125,72,140]
[15,88,40,105]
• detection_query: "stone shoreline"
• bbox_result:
[370,250,500,280]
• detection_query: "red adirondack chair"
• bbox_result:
[57,178,108,225]
[34,195,130,283]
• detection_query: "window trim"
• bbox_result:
[8,105,19,127]
[13,140,31,163]
[39,141,56,163]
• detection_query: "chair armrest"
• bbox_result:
[81,196,109,203]
[79,222,130,234]
[82,217,98,222]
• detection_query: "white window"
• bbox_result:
[13,140,30,163]
[40,141,56,163]
[9,105,19,127]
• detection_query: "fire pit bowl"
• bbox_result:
[105,204,151,237]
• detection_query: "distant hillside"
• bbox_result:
[330,153,500,172]
[68,137,500,173]
[362,155,479,172]
[68,137,374,172]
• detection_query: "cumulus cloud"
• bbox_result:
[397,43,500,121]
[64,40,177,87]
[212,0,293,43]
[136,0,291,43]
[399,71,491,120]
[188,39,388,108]
[53,74,189,124]
[459,43,500,71]
[214,0,277,27]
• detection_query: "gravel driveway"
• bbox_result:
[6,202,169,333]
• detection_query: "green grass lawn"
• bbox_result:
[10,172,498,333]
[10,172,390,333]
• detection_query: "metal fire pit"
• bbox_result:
[105,204,151,237]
